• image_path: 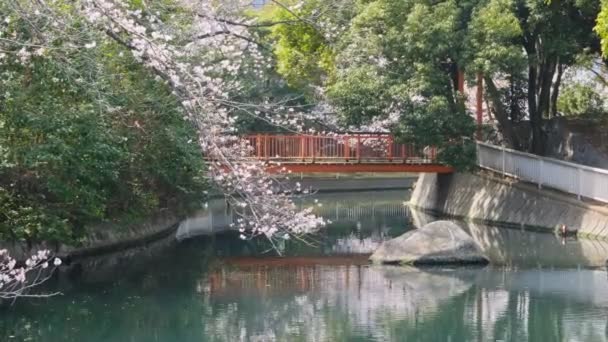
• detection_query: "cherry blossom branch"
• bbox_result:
[79,0,326,245]
[1,0,361,248]
[199,16,301,28]
[0,249,62,300]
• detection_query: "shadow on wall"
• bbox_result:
[410,172,608,239]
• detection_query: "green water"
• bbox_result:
[1,190,608,342]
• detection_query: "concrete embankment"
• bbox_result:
[410,172,608,239]
[1,212,183,262]
[59,213,182,260]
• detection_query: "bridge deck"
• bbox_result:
[243,134,453,173]
[264,162,453,173]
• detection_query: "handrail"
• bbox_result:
[242,133,437,164]
[476,141,608,175]
[475,141,608,203]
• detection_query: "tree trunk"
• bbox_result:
[550,62,564,118]
[522,31,546,155]
[528,63,544,155]
[508,74,518,122]
[532,54,560,155]
[537,58,556,119]
[484,76,520,149]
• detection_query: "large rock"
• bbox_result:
[370,220,489,265]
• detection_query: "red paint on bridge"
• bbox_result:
[244,133,453,173]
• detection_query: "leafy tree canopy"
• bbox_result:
[265,0,602,162]
[0,3,208,244]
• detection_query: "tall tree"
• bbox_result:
[1,0,328,249]
[326,0,477,168]
[268,0,601,156]
[453,0,598,153]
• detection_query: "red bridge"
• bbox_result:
[244,133,453,173]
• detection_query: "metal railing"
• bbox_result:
[476,141,608,203]
[244,133,437,164]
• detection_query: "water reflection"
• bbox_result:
[178,190,413,255]
[464,221,608,268]
[1,190,608,341]
[6,260,607,341]
[198,264,608,342]
[200,265,478,341]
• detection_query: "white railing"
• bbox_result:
[476,141,608,203]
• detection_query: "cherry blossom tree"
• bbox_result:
[1,0,329,251]
[83,0,329,247]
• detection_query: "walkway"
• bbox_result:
[244,133,453,173]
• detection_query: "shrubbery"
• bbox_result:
[557,83,607,118]
[0,41,207,245]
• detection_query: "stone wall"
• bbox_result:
[410,172,608,239]
[488,118,608,168]
[544,118,608,169]
[61,212,182,259]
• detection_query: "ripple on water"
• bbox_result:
[2,189,608,341]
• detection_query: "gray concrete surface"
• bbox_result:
[410,172,608,239]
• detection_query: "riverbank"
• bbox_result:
[0,211,184,262]
[410,171,608,239]
[3,177,416,262]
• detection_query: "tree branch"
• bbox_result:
[197,14,300,28]
[484,76,520,149]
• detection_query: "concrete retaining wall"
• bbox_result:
[60,213,182,259]
[410,172,608,239]
[2,212,182,261]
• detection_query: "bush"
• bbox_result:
[0,41,208,245]
[557,83,607,118]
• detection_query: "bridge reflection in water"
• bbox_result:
[195,203,608,341]
[4,191,608,341]
[174,187,608,341]
[199,263,608,342]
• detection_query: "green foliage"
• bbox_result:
[557,83,607,117]
[324,0,476,168]
[258,0,355,95]
[326,66,390,125]
[596,0,608,57]
[393,96,477,170]
[272,22,334,90]
[0,25,207,244]
[469,0,598,73]
[466,0,525,74]
[0,187,71,243]
[269,0,601,157]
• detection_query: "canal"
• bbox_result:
[1,189,608,341]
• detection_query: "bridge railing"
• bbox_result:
[476,141,608,203]
[244,134,437,163]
